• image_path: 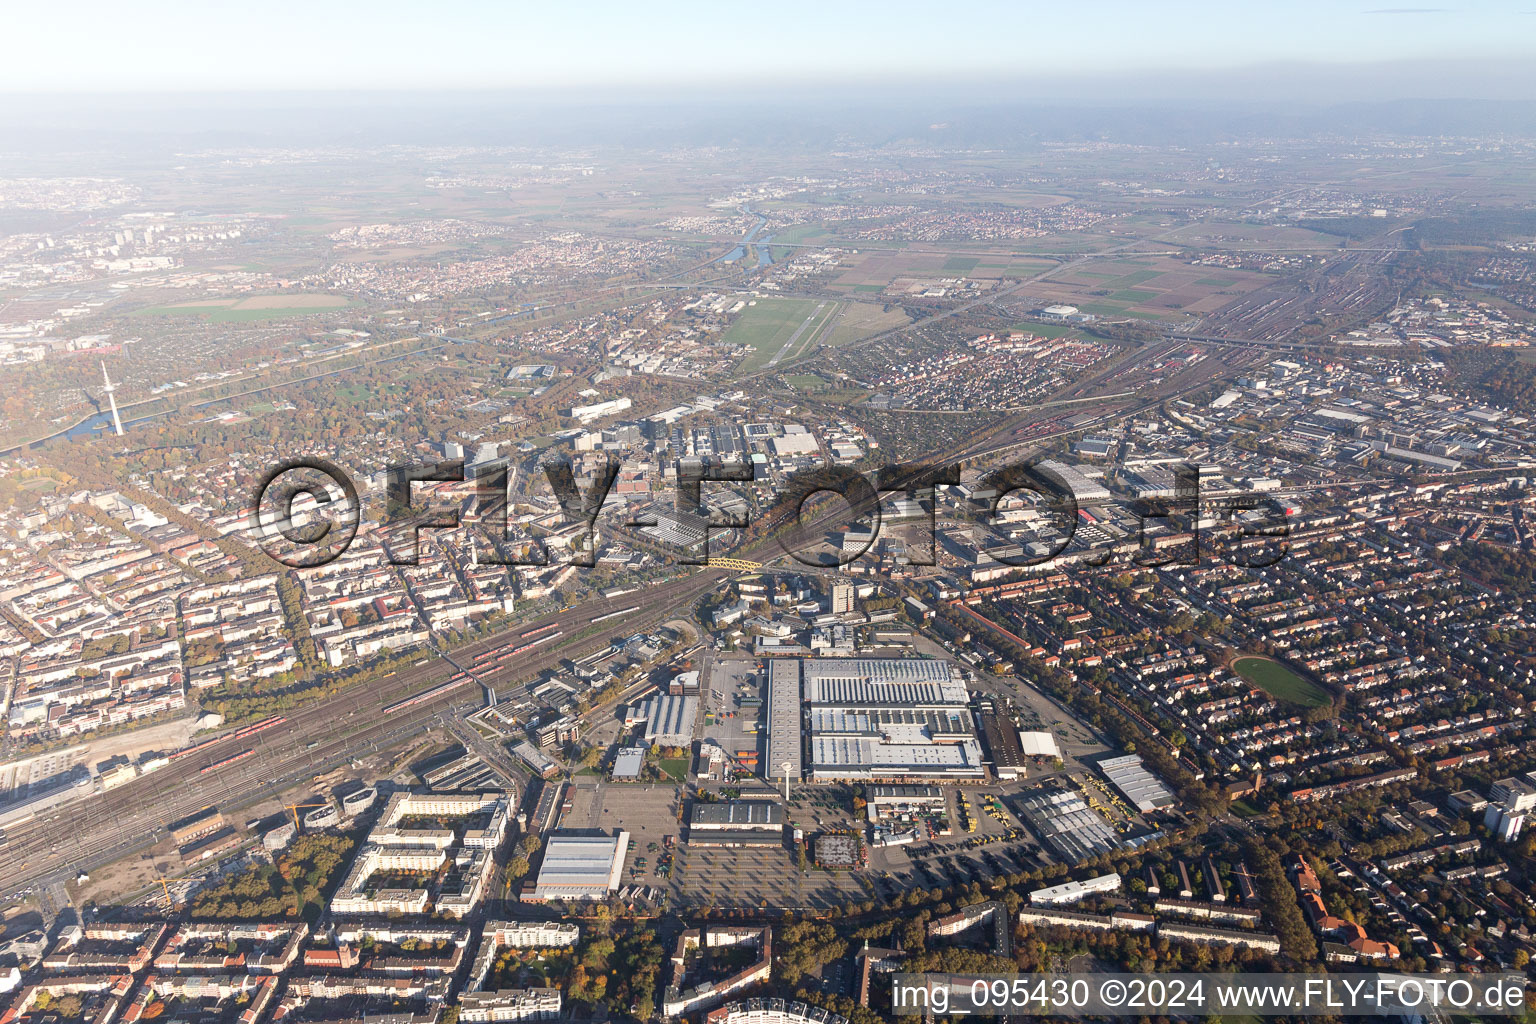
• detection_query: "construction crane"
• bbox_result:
[283,802,326,830]
[151,875,177,911]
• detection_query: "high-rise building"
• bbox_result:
[1483,778,1536,842]
[830,583,853,615]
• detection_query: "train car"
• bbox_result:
[590,606,638,624]
[511,632,562,657]
[232,715,287,740]
[200,748,254,774]
[169,733,229,761]
[521,623,560,639]
[382,673,472,715]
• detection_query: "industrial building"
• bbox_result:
[771,658,984,783]
[1098,754,1177,813]
[527,831,629,901]
[1016,787,1120,861]
[1029,872,1122,906]
[767,660,803,785]
[866,785,946,821]
[976,698,1025,779]
[688,800,784,847]
[642,693,699,747]
[1018,731,1060,759]
[612,746,646,781]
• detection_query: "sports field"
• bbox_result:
[1232,656,1330,708]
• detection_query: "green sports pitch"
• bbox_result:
[1232,656,1330,708]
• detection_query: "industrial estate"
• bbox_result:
[4,12,1536,1023]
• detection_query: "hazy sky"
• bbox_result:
[8,0,1536,94]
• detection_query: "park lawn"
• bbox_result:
[1229,798,1263,819]
[1232,656,1330,708]
[660,757,690,781]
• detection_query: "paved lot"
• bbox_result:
[699,655,764,766]
[672,843,868,912]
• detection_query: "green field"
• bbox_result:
[1232,656,1330,707]
[1229,798,1263,819]
[1111,288,1160,302]
[1111,269,1165,286]
[660,757,690,781]
[1198,275,1242,286]
[769,223,829,260]
[723,298,834,372]
[133,296,352,322]
[942,256,980,274]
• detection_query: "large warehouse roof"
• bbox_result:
[768,659,803,782]
[802,658,968,708]
[809,736,986,779]
[690,800,784,830]
[1017,788,1119,862]
[787,657,983,782]
[1019,731,1061,758]
[643,694,698,747]
[531,832,629,900]
[1098,754,1177,812]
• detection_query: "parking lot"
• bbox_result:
[671,842,869,912]
[698,655,764,770]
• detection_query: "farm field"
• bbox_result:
[1232,656,1331,708]
[1029,253,1274,321]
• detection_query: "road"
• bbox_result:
[0,572,722,895]
[0,322,1261,897]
